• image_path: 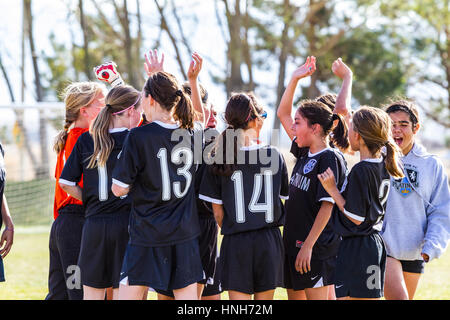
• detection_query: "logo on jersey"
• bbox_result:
[393,167,419,197]
[303,159,317,175]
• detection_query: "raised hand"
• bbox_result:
[292,56,316,81]
[332,58,353,80]
[144,49,165,76]
[93,61,124,87]
[187,52,203,81]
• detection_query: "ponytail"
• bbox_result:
[174,90,195,129]
[384,140,404,179]
[330,113,349,151]
[53,120,72,154]
[88,85,140,169]
[87,108,114,169]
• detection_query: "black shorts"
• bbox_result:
[335,233,386,299]
[284,254,336,291]
[387,256,425,274]
[155,216,219,298]
[120,238,204,291]
[219,227,284,295]
[78,212,130,289]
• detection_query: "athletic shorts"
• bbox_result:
[284,254,336,291]
[155,216,219,298]
[219,227,284,295]
[387,255,425,274]
[120,238,204,291]
[78,212,130,289]
[335,233,386,299]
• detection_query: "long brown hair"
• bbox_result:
[297,100,349,151]
[352,106,404,179]
[53,82,104,154]
[87,85,141,169]
[211,92,264,176]
[143,71,194,129]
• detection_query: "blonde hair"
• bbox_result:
[53,82,105,154]
[87,85,140,169]
[352,106,404,179]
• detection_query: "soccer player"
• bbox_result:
[156,83,221,300]
[112,53,206,300]
[277,57,349,300]
[318,106,404,300]
[382,100,450,300]
[199,92,289,300]
[47,81,106,300]
[59,85,142,300]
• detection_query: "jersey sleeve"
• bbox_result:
[316,152,339,204]
[198,165,223,205]
[342,165,370,223]
[280,153,289,200]
[59,138,83,186]
[112,131,141,188]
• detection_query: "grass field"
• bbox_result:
[0,226,449,300]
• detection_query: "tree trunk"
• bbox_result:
[79,0,91,80]
[24,0,49,178]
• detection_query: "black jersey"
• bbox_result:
[59,129,132,218]
[332,158,391,238]
[199,144,289,235]
[195,128,220,218]
[283,139,347,259]
[112,121,203,247]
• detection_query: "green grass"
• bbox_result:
[0,226,449,300]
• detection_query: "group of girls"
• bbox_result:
[47,47,450,300]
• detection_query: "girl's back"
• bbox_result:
[113,121,201,247]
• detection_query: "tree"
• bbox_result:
[378,0,450,127]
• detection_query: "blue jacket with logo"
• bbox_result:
[381,143,450,261]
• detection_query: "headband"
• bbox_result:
[112,96,140,116]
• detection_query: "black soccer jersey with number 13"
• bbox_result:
[59,129,132,218]
[283,139,347,260]
[112,121,203,247]
[332,158,391,238]
[199,145,290,235]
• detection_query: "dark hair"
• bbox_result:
[182,82,209,105]
[143,71,194,129]
[297,100,349,151]
[211,92,264,176]
[385,99,420,128]
[352,106,403,179]
[316,93,337,112]
[88,85,141,168]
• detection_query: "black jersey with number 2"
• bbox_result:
[112,121,203,247]
[332,158,391,238]
[284,139,347,259]
[199,145,289,235]
[59,129,132,218]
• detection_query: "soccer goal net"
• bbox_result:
[0,103,64,227]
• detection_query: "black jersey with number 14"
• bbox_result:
[199,144,289,235]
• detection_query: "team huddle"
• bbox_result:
[47,50,450,301]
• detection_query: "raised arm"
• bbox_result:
[277,56,316,141]
[187,52,205,127]
[332,58,353,118]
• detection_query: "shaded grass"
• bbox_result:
[0,227,448,300]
